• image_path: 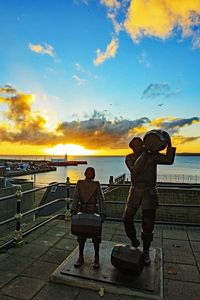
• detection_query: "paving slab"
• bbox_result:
[50,241,163,300]
[65,231,78,240]
[164,263,200,282]
[45,227,69,237]
[164,279,200,300]
[191,241,200,252]
[0,271,17,289]
[33,282,80,300]
[163,248,195,265]
[151,238,162,248]
[39,247,70,264]
[32,285,48,300]
[187,231,200,241]
[0,294,15,300]
[102,233,113,241]
[111,234,130,244]
[1,276,45,300]
[54,237,77,251]
[162,229,188,240]
[22,260,58,281]
[0,252,10,263]
[13,243,49,259]
[31,233,62,247]
[0,255,35,274]
[163,239,195,265]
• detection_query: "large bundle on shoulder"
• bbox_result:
[143,129,169,152]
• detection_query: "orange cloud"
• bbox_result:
[0,85,199,152]
[124,0,200,42]
[29,43,55,56]
[100,0,120,9]
[93,38,119,66]
[172,135,200,146]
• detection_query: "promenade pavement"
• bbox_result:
[0,219,199,300]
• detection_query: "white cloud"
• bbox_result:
[192,35,200,49]
[138,50,150,68]
[74,0,89,5]
[72,75,87,85]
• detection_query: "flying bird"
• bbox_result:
[158,103,164,107]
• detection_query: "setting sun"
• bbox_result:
[45,144,96,156]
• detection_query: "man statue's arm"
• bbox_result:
[154,132,176,165]
[154,146,176,165]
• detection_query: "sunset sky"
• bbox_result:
[0,0,200,155]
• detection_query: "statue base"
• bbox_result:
[50,240,163,299]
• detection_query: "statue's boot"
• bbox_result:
[74,256,84,268]
[93,241,100,269]
[142,232,153,266]
[74,240,85,268]
[131,237,140,248]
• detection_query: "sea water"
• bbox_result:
[1,155,199,184]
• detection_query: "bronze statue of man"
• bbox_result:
[123,131,176,265]
[71,167,106,269]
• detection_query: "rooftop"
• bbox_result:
[0,218,199,300]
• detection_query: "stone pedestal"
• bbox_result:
[50,240,163,299]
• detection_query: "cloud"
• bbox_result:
[29,43,55,57]
[100,0,120,9]
[124,0,200,42]
[0,85,199,150]
[56,111,150,149]
[138,50,150,68]
[72,75,87,85]
[75,63,84,72]
[172,135,200,145]
[93,38,119,66]
[0,85,17,94]
[74,0,89,5]
[99,0,200,51]
[0,85,52,144]
[151,116,200,134]
[107,11,123,33]
[192,35,200,49]
[142,83,180,99]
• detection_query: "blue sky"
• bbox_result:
[0,0,200,154]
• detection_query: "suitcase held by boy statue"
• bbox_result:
[71,212,102,238]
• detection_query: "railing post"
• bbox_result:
[65,177,71,220]
[14,185,23,246]
[109,176,113,184]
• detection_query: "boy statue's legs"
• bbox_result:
[74,236,86,268]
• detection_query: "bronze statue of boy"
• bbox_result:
[71,167,106,269]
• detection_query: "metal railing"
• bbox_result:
[0,177,200,250]
[0,178,72,248]
[124,173,200,184]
